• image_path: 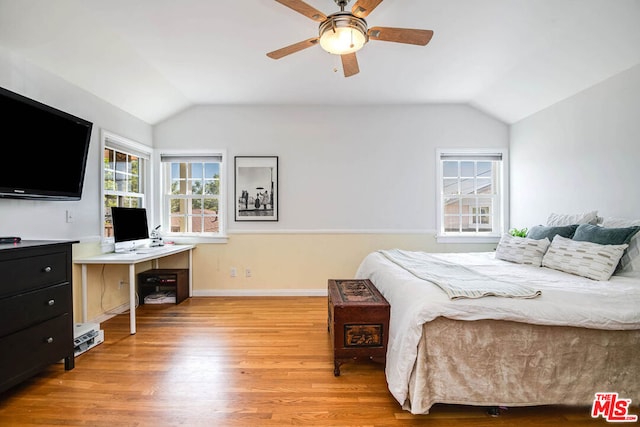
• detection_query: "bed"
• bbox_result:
[355,220,640,415]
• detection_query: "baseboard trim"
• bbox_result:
[89,302,131,324]
[193,289,327,297]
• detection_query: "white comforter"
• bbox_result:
[355,250,640,407]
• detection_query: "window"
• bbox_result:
[436,149,507,242]
[102,131,152,240]
[471,207,490,225]
[160,152,226,240]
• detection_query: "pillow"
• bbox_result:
[601,217,640,228]
[601,217,640,274]
[495,234,550,266]
[526,224,578,240]
[572,223,640,273]
[541,235,628,281]
[546,211,598,226]
[572,223,640,246]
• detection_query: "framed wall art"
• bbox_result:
[234,156,278,221]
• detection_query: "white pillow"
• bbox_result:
[495,234,550,266]
[601,217,640,274]
[542,235,628,281]
[546,210,598,226]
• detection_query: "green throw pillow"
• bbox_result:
[572,224,640,246]
[526,224,578,241]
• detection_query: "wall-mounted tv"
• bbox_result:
[0,86,93,201]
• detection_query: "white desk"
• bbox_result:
[74,245,194,334]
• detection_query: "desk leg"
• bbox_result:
[81,264,88,322]
[129,264,136,334]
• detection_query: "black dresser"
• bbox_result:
[0,240,77,393]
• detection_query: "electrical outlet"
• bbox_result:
[65,210,74,223]
[118,280,125,289]
[230,267,237,277]
[245,268,251,278]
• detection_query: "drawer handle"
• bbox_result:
[45,337,54,344]
[48,299,55,306]
[43,266,52,273]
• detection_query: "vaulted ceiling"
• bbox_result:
[1,0,639,125]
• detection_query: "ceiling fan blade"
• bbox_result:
[351,0,384,18]
[275,0,327,22]
[266,37,319,60]
[368,27,434,46]
[341,53,360,77]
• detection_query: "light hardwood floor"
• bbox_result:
[0,297,611,426]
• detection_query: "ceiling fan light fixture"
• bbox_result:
[319,13,367,55]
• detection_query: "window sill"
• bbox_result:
[436,234,501,244]
[165,235,229,245]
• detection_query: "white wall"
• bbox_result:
[0,47,510,239]
[0,47,153,242]
[154,104,509,232]
[510,64,640,229]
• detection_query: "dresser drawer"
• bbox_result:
[0,283,71,338]
[0,314,73,390]
[0,251,69,297]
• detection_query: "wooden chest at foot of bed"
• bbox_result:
[327,279,390,376]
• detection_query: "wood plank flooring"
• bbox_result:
[0,297,612,426]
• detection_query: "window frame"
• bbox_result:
[158,150,228,244]
[435,148,508,243]
[100,129,153,246]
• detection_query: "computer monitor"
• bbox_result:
[111,207,150,252]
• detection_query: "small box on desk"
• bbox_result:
[138,269,189,305]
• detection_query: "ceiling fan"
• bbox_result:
[267,0,434,77]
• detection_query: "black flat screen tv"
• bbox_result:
[0,86,93,201]
[111,207,150,249]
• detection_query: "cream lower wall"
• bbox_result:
[72,234,495,322]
